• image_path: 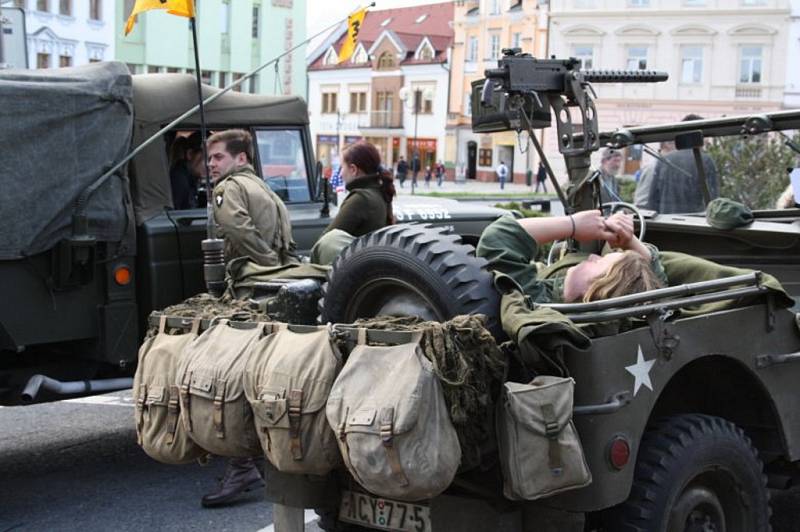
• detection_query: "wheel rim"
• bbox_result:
[344,277,445,322]
[668,471,746,532]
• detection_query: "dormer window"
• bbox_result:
[377,51,396,70]
[352,45,368,64]
[415,38,435,61]
[323,47,338,66]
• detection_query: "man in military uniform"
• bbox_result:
[201,129,296,508]
[209,129,298,267]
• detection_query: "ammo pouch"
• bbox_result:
[497,377,591,500]
[133,316,209,464]
[326,330,461,502]
[244,324,342,475]
[176,319,262,457]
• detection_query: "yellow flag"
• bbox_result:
[337,7,368,64]
[124,0,195,36]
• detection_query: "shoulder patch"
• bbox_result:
[215,194,224,207]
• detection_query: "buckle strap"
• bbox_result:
[288,389,303,460]
[180,383,193,433]
[135,384,147,445]
[213,380,226,439]
[541,403,563,475]
[165,385,180,445]
[379,407,409,487]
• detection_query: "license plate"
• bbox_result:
[339,490,431,532]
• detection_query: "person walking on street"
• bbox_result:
[535,161,548,194]
[497,160,509,190]
[411,153,421,189]
[435,160,445,187]
[395,156,408,188]
[424,165,432,188]
[201,129,297,508]
[634,141,675,208]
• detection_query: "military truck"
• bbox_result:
[0,62,505,405]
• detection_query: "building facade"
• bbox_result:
[306,2,453,176]
[784,0,800,107]
[13,0,115,69]
[115,0,306,96]
[547,0,792,177]
[446,0,549,182]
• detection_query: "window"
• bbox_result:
[479,148,493,167]
[89,58,101,63]
[254,129,311,203]
[511,32,521,50]
[37,53,50,68]
[148,65,160,73]
[489,0,501,15]
[415,14,428,24]
[89,0,101,20]
[680,46,703,84]
[682,0,705,5]
[464,91,472,116]
[219,72,228,88]
[201,70,212,84]
[626,46,648,70]
[573,0,595,7]
[739,46,762,83]
[377,52,396,70]
[413,88,434,114]
[418,45,434,61]
[13,0,25,8]
[573,45,594,69]
[741,0,766,4]
[352,46,368,64]
[380,17,392,27]
[323,48,338,66]
[628,0,650,5]
[59,0,70,16]
[350,92,367,113]
[489,33,500,60]
[467,36,479,62]
[322,92,338,114]
[59,55,72,67]
[126,63,138,74]
[220,1,231,34]
[252,6,260,38]
[36,0,48,12]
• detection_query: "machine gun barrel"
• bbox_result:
[583,70,668,83]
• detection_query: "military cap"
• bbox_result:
[706,198,754,230]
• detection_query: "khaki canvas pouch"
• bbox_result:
[326,330,461,502]
[176,319,263,457]
[497,377,591,500]
[244,324,342,475]
[133,316,209,465]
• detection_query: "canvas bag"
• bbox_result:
[244,324,342,475]
[497,376,591,500]
[176,319,263,457]
[326,330,461,502]
[133,316,209,464]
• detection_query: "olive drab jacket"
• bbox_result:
[323,176,389,237]
[212,164,298,267]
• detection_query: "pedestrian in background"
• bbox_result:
[411,153,421,189]
[435,160,445,187]
[424,165,432,188]
[535,161,548,194]
[496,160,509,190]
[634,141,675,208]
[395,156,408,188]
[598,148,623,205]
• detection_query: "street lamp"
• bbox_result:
[399,86,434,195]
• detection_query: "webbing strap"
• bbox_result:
[288,389,303,460]
[165,385,180,445]
[135,384,147,445]
[180,383,193,433]
[379,407,409,487]
[158,315,167,334]
[190,318,201,335]
[542,403,563,474]
[213,380,226,439]
[356,328,367,345]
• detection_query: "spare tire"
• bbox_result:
[319,224,501,336]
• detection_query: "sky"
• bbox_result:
[305,0,441,56]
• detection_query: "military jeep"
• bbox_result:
[0,62,505,405]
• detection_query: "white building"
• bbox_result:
[547,0,792,176]
[306,2,453,175]
[785,0,800,107]
[12,0,115,69]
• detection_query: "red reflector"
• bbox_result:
[609,437,630,470]
[114,266,131,286]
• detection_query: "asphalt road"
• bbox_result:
[1,390,798,532]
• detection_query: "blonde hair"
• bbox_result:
[582,250,664,302]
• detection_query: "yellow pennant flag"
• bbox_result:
[124,0,195,36]
[337,7,368,64]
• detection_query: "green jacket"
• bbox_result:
[212,165,297,267]
[324,176,389,237]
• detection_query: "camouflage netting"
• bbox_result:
[347,314,507,471]
[148,293,272,336]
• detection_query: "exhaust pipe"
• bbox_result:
[21,375,133,404]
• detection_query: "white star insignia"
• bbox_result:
[625,345,656,396]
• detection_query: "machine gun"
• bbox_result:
[471,49,668,215]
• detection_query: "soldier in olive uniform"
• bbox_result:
[200,130,295,508]
[209,129,298,268]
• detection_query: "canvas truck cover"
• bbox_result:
[130,74,309,225]
[0,61,134,260]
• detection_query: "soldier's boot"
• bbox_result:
[201,457,265,508]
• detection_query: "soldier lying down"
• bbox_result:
[476,211,668,304]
